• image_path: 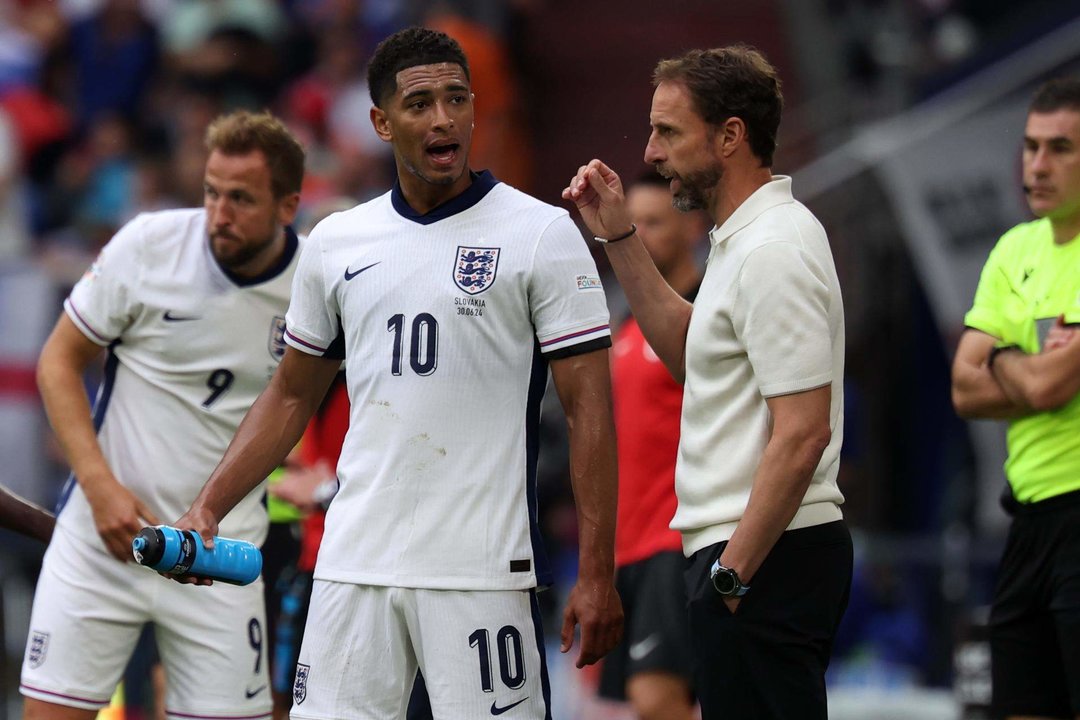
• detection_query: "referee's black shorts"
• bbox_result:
[685,520,852,720]
[990,487,1080,719]
[598,550,694,700]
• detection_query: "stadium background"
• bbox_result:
[1,0,1078,717]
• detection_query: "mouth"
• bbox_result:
[426,142,461,168]
[655,166,680,189]
[212,231,240,245]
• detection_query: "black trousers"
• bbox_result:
[685,520,852,720]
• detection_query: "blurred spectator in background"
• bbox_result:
[596,172,705,720]
[280,27,393,208]
[161,0,288,109]
[951,76,1080,720]
[68,0,159,131]
[0,0,65,93]
[425,6,532,191]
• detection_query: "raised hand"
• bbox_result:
[561,159,635,241]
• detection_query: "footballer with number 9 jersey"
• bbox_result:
[22,111,305,720]
[176,26,623,720]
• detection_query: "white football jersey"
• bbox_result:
[58,208,299,547]
[285,172,611,591]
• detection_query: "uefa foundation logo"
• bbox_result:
[28,631,49,668]
[293,663,310,704]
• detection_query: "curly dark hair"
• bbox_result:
[653,45,783,167]
[367,27,470,108]
[1030,77,1080,114]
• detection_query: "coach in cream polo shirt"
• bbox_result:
[564,45,851,720]
[673,173,845,555]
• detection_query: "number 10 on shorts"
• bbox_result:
[469,626,526,692]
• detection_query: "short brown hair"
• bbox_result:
[204,111,305,198]
[653,45,783,167]
[1030,77,1080,115]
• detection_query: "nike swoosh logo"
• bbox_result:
[244,685,267,699]
[629,634,661,661]
[163,310,201,322]
[344,261,380,281]
[490,697,528,715]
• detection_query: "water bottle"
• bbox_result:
[132,525,262,585]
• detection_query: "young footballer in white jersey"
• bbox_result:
[175,27,623,719]
[22,111,305,720]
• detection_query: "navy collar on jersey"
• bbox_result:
[219,226,299,287]
[391,170,499,225]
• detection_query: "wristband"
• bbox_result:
[594,224,637,244]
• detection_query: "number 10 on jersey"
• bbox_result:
[387,313,439,376]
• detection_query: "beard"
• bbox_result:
[659,164,721,212]
[210,226,279,272]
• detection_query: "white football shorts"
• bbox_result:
[20,525,271,720]
[291,580,551,720]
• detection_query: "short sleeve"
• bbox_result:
[284,233,344,358]
[64,215,147,345]
[963,240,1012,341]
[529,214,611,358]
[733,241,833,397]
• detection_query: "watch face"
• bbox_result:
[711,567,737,595]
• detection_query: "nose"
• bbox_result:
[644,131,663,165]
[1028,146,1050,175]
[433,101,454,131]
[208,197,233,229]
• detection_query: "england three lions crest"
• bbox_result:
[28,631,48,668]
[268,316,287,360]
[293,663,309,704]
[454,246,500,295]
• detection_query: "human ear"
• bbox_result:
[371,106,392,142]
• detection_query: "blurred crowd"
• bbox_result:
[0,0,535,284]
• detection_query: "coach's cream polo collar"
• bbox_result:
[708,175,796,248]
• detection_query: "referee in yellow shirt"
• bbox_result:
[952,77,1080,720]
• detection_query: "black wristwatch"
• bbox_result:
[709,559,750,597]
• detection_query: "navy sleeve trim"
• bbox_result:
[543,336,612,360]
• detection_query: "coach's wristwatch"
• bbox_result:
[709,560,750,597]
